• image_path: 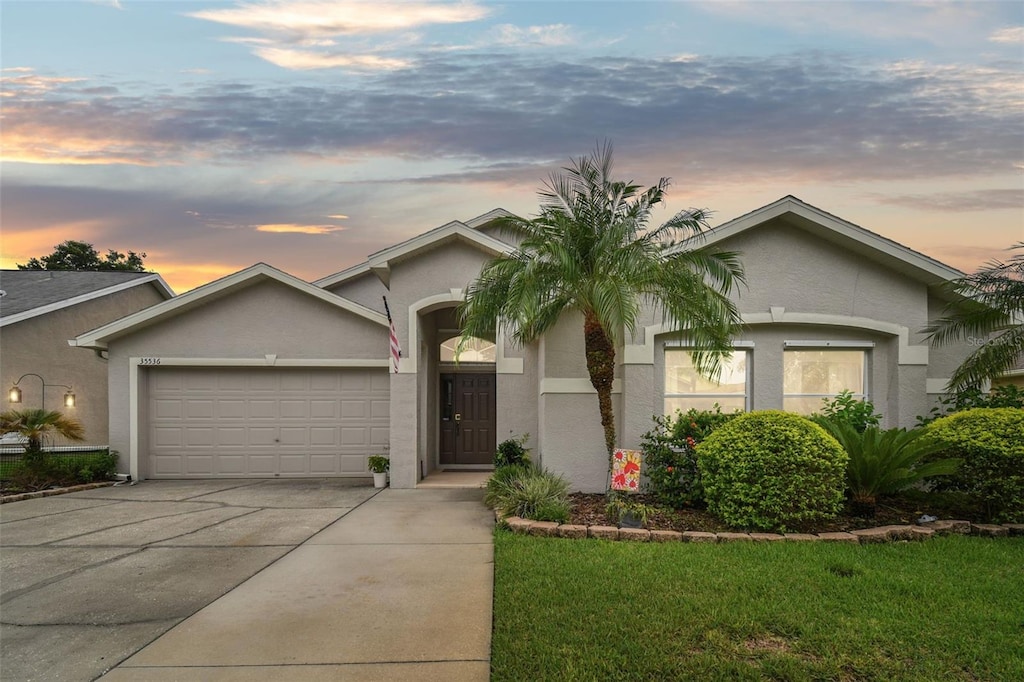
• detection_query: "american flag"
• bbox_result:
[383,296,401,373]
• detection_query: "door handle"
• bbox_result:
[454,413,461,436]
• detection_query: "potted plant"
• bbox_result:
[367,455,389,488]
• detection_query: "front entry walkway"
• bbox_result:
[418,470,492,489]
[104,487,494,681]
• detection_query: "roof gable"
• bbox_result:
[672,196,965,287]
[0,270,174,327]
[72,263,387,350]
[314,209,517,289]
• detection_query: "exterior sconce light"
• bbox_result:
[9,385,23,403]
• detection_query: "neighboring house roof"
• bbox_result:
[0,270,174,328]
[671,195,966,287]
[72,263,387,350]
[315,210,517,289]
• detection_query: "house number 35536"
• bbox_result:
[140,358,162,365]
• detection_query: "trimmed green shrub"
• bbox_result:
[811,390,882,433]
[2,450,117,490]
[640,407,740,508]
[916,385,1024,426]
[818,421,961,516]
[495,434,530,468]
[927,408,1024,523]
[486,464,571,522]
[697,410,848,531]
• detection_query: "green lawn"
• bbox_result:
[491,531,1024,681]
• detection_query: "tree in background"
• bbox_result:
[459,143,745,473]
[18,240,147,272]
[924,243,1023,390]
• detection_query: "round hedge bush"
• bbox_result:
[927,407,1024,523]
[697,410,848,531]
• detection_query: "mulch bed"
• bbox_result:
[568,493,986,534]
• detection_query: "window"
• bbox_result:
[783,348,867,414]
[439,336,496,363]
[664,349,749,414]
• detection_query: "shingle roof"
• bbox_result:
[0,270,171,320]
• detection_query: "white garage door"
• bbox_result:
[146,367,389,478]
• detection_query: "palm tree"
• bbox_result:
[923,243,1023,391]
[0,408,85,464]
[459,143,745,473]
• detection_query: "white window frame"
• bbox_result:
[663,342,753,414]
[782,341,873,413]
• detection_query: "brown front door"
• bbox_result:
[439,373,496,466]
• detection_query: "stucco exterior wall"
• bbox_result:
[725,219,928,326]
[924,295,975,383]
[324,272,387,315]
[2,283,166,446]
[104,279,388,472]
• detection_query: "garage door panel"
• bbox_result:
[310,400,337,418]
[186,455,214,475]
[186,400,215,419]
[217,455,246,474]
[370,427,389,446]
[249,400,278,419]
[147,368,389,478]
[153,427,182,447]
[185,373,218,391]
[186,427,215,446]
[279,427,307,446]
[218,400,246,418]
[217,427,246,446]
[341,400,366,418]
[248,374,277,391]
[248,455,277,475]
[340,454,367,473]
[341,373,370,391]
[371,400,390,419]
[217,374,247,391]
[152,372,183,391]
[341,427,369,446]
[310,427,338,445]
[310,455,338,474]
[248,427,278,446]
[310,373,340,390]
[280,374,309,391]
[279,454,308,474]
[154,399,182,419]
[153,455,183,475]
[279,400,308,419]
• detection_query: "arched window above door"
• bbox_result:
[440,336,496,363]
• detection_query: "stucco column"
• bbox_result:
[388,372,419,488]
[622,362,654,450]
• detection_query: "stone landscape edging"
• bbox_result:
[499,515,1024,544]
[0,481,116,504]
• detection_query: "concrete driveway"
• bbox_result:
[0,480,380,681]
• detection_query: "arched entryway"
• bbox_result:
[438,335,496,466]
[417,305,497,471]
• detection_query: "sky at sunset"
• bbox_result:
[2,0,1022,294]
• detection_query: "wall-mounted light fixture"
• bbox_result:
[7,373,77,409]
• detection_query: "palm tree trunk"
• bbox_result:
[583,312,617,459]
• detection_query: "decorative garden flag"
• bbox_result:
[383,296,401,373]
[611,449,642,491]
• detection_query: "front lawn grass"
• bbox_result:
[492,531,1024,681]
